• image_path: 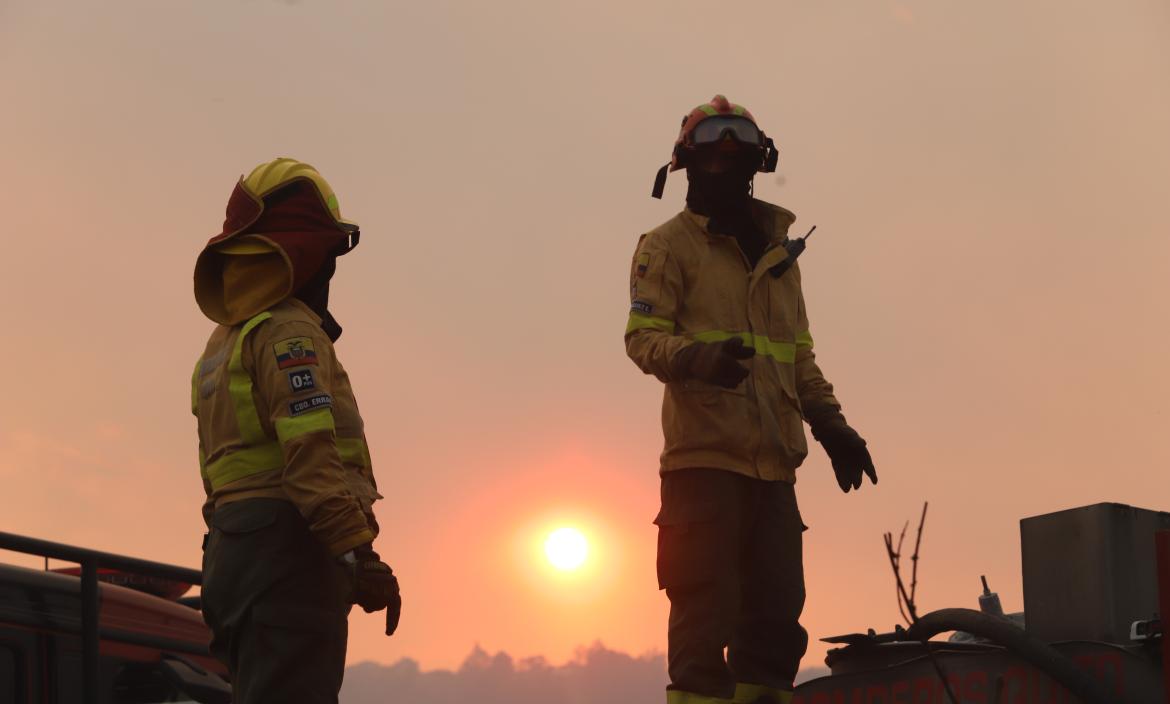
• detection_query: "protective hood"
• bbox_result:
[195,178,354,325]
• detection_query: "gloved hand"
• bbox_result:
[340,544,402,630]
[806,405,877,493]
[672,337,755,388]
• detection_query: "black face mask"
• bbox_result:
[686,170,753,216]
[295,257,343,342]
[684,146,758,219]
[685,151,768,266]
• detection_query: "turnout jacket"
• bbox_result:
[625,200,839,483]
[192,298,379,556]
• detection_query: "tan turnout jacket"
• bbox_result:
[625,200,839,483]
[192,298,379,556]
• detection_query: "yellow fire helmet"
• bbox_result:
[194,158,361,325]
[240,157,358,231]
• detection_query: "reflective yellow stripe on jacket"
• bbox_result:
[200,312,283,490]
[193,298,379,555]
[665,691,732,704]
[732,683,793,704]
[191,360,208,479]
[196,311,375,491]
[195,313,341,488]
[626,312,676,334]
[624,201,841,482]
[228,312,274,445]
[626,313,814,366]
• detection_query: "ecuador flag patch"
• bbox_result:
[273,337,318,369]
[636,252,651,277]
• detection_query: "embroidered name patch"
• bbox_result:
[631,300,654,314]
[274,337,318,369]
[289,393,332,416]
[288,368,316,393]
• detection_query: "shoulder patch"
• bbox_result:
[636,252,651,277]
[289,393,332,416]
[288,368,316,393]
[631,300,654,315]
[274,337,318,369]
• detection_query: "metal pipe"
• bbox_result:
[905,608,1119,704]
[80,559,99,704]
[0,531,201,584]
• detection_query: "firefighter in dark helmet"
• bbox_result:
[192,158,400,703]
[627,96,877,704]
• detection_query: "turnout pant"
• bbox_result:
[202,499,352,704]
[655,468,808,700]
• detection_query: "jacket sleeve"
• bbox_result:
[624,231,692,382]
[248,320,374,557]
[794,276,841,414]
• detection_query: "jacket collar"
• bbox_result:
[683,199,797,246]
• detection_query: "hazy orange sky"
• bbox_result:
[2,0,1169,675]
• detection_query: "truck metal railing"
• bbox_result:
[0,531,204,704]
[1156,531,1170,704]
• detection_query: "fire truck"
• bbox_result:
[0,531,229,703]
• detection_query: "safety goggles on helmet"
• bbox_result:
[338,221,360,254]
[688,116,763,147]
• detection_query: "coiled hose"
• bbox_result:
[905,608,1119,704]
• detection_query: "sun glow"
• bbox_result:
[544,527,588,571]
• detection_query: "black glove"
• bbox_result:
[341,544,402,630]
[672,337,755,388]
[806,405,877,493]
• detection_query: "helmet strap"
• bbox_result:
[762,136,779,173]
[651,162,670,199]
[321,310,343,342]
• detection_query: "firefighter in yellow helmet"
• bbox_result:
[628,97,877,704]
[192,158,400,703]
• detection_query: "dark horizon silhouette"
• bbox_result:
[341,642,830,704]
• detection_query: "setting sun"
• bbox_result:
[544,527,588,571]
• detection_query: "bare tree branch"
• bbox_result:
[910,503,928,608]
[883,502,956,704]
[883,531,913,627]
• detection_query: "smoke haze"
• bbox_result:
[2,0,1169,675]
